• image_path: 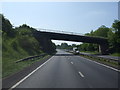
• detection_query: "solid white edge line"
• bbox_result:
[9,56,54,90]
[80,56,120,72]
[78,71,84,77]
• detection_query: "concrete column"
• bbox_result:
[99,45,101,54]
[99,44,108,55]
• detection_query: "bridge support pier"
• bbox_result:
[99,44,109,55]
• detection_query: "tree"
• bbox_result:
[93,25,110,38]
[78,25,110,52]
[112,20,120,32]
[108,20,120,53]
[56,45,61,49]
[72,44,77,47]
[60,43,69,49]
[2,14,16,37]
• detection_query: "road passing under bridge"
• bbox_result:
[34,30,108,55]
[11,49,118,88]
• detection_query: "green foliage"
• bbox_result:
[2,14,56,77]
[61,43,69,49]
[93,25,110,38]
[108,20,120,53]
[77,43,98,52]
[79,25,114,53]
[1,14,16,37]
[110,53,120,57]
[56,43,74,50]
[112,20,120,32]
[81,20,120,54]
[80,25,110,53]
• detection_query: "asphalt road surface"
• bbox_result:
[13,49,118,88]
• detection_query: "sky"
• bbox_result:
[1,2,118,45]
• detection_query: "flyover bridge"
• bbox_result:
[35,28,108,55]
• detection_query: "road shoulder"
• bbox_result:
[2,55,52,89]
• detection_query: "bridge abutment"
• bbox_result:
[99,44,109,55]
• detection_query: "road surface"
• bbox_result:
[13,49,118,88]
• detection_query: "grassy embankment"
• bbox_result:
[79,53,119,69]
[80,51,120,57]
[110,53,120,57]
[66,49,119,68]
[2,21,56,78]
[2,29,49,78]
[79,51,119,68]
[80,51,120,58]
[80,51,100,54]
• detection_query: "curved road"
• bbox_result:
[12,49,118,88]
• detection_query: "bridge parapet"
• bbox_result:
[36,28,107,39]
[37,28,85,36]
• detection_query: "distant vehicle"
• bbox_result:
[73,50,79,55]
[73,47,79,55]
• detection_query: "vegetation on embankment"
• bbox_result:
[1,14,56,78]
[110,53,120,57]
[80,51,100,54]
[79,54,119,69]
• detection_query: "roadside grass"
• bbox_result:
[110,53,120,57]
[2,34,47,78]
[79,54,119,69]
[80,51,120,57]
[3,55,50,78]
[80,51,100,54]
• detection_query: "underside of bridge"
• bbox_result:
[34,31,109,55]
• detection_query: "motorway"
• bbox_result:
[13,49,118,88]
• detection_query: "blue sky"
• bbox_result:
[1,2,118,45]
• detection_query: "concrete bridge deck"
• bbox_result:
[34,29,108,55]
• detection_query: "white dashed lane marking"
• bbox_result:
[78,71,84,77]
[71,62,73,64]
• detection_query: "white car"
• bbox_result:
[74,50,79,55]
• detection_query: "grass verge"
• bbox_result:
[80,51,100,54]
[3,55,50,78]
[110,53,120,57]
[79,54,119,69]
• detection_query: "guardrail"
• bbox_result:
[79,53,120,65]
[15,54,46,63]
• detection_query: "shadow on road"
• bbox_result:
[54,54,76,56]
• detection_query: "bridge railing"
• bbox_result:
[36,28,85,36]
[15,54,46,63]
[36,28,107,39]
